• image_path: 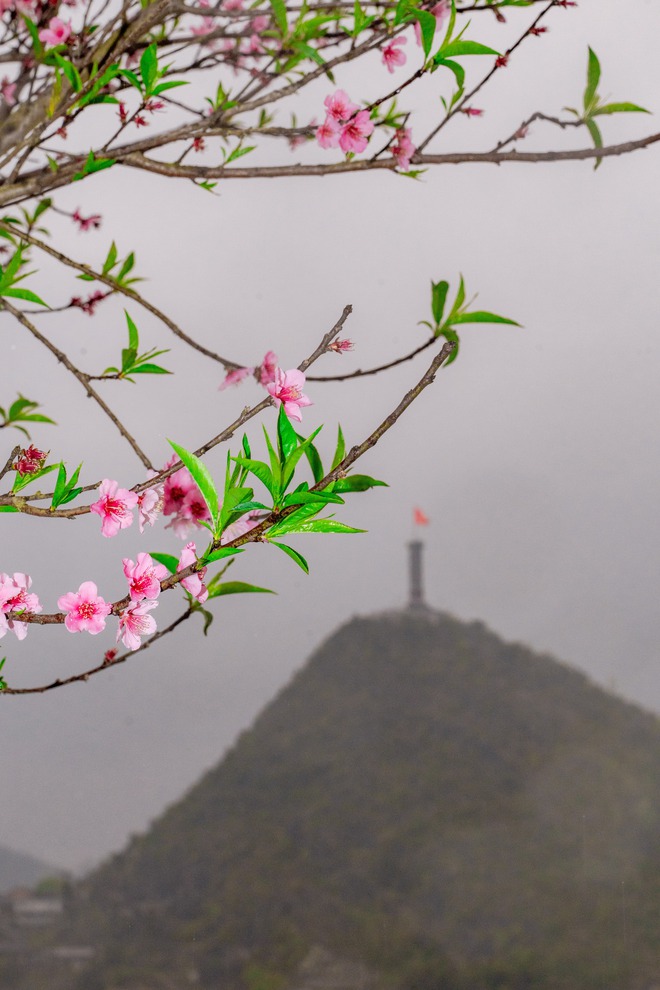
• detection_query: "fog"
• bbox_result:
[1,0,659,872]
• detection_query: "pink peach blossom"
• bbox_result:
[267,368,312,422]
[382,36,407,73]
[137,476,163,533]
[123,553,168,602]
[0,572,41,640]
[58,582,112,634]
[324,90,358,122]
[117,600,158,651]
[90,479,138,537]
[219,366,254,390]
[258,350,279,385]
[316,117,341,150]
[177,542,208,603]
[39,17,72,46]
[222,510,261,544]
[391,126,415,170]
[0,77,16,106]
[339,111,374,154]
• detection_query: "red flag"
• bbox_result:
[413,507,429,526]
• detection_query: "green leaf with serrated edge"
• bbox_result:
[431,280,449,326]
[331,424,346,471]
[277,402,298,464]
[202,546,245,564]
[592,102,649,116]
[269,500,324,532]
[584,47,600,112]
[168,440,219,526]
[281,425,323,493]
[150,551,179,574]
[12,463,58,493]
[269,0,288,34]
[208,581,274,599]
[273,518,365,536]
[333,475,388,492]
[232,457,277,500]
[451,311,520,326]
[269,541,309,573]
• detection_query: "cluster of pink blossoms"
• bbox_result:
[219,350,312,423]
[90,478,163,539]
[56,545,206,651]
[0,573,41,641]
[316,91,374,154]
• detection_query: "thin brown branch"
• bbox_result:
[1,300,153,469]
[1,607,194,695]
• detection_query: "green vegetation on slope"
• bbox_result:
[12,611,660,990]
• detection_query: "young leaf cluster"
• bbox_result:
[420,276,520,363]
[102,312,171,381]
[0,396,54,438]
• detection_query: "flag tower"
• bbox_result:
[408,508,430,612]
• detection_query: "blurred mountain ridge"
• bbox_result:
[6,608,660,990]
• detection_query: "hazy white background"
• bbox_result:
[2,0,660,871]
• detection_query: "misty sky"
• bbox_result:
[2,0,660,873]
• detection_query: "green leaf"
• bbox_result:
[12,463,58,493]
[207,580,274,599]
[592,102,649,116]
[140,43,158,93]
[282,490,344,507]
[1,287,48,306]
[583,46,600,112]
[333,474,388,492]
[585,117,603,169]
[0,505,18,513]
[202,546,245,564]
[431,280,449,326]
[414,9,436,59]
[125,310,139,351]
[269,540,309,573]
[331,424,346,471]
[451,310,521,326]
[433,57,464,90]
[296,435,324,483]
[277,402,298,464]
[168,440,219,526]
[232,457,277,500]
[269,0,288,34]
[149,552,179,574]
[438,40,498,59]
[129,362,172,375]
[152,79,189,95]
